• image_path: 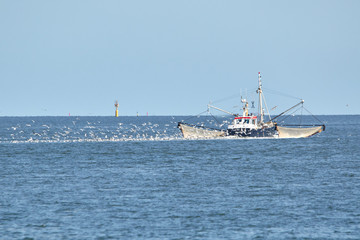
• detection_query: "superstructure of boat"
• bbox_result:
[178,72,325,139]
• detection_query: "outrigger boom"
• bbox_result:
[271,100,305,122]
[207,104,238,117]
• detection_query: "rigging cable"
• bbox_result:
[211,93,240,105]
[277,106,303,123]
[302,106,325,125]
[263,87,302,100]
[183,110,208,122]
[261,92,272,121]
[211,88,258,105]
[209,111,222,125]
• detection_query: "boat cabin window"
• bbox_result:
[234,119,242,124]
[234,118,257,125]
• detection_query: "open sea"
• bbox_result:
[1,115,359,239]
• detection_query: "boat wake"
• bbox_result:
[0,118,282,144]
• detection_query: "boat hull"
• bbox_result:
[178,122,325,139]
[227,127,277,138]
[178,122,277,139]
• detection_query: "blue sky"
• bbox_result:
[0,0,359,116]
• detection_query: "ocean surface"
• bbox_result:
[1,115,359,239]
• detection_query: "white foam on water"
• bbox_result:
[0,119,281,145]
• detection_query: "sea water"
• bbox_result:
[0,115,359,239]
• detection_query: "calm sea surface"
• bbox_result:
[1,115,359,239]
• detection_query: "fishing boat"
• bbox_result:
[178,72,325,139]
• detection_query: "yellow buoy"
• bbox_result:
[114,100,119,117]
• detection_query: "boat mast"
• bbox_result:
[257,72,264,123]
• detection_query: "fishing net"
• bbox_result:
[276,125,324,138]
[178,123,226,139]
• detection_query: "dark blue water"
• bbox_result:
[1,116,359,239]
